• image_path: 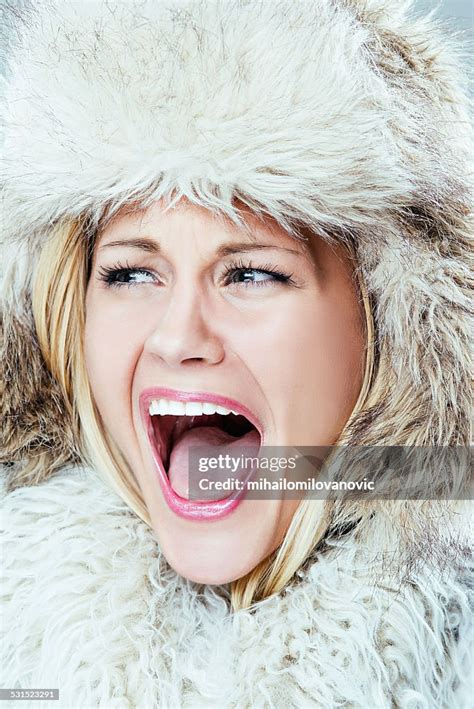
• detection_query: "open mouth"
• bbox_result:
[144,395,262,500]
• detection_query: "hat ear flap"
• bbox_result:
[1,298,78,488]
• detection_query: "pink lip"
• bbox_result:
[139,387,264,521]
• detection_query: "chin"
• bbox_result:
[161,544,258,585]
[147,499,280,586]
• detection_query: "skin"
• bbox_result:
[84,198,366,584]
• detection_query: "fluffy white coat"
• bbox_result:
[1,465,471,708]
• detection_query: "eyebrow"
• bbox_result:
[99,237,160,253]
[216,242,305,258]
[98,237,307,258]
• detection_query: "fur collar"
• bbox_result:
[1,464,471,708]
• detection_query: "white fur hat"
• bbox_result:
[1,0,472,485]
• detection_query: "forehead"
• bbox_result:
[97,198,312,256]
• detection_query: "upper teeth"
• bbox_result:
[148,399,238,416]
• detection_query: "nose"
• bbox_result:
[144,284,225,368]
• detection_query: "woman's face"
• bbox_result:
[84,199,366,584]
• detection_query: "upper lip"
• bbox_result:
[139,387,265,441]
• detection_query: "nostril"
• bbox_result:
[145,323,225,367]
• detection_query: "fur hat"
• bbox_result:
[1,0,472,491]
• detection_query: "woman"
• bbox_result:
[1,0,471,706]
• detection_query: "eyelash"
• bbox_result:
[97,259,297,289]
[221,258,296,288]
[97,261,155,288]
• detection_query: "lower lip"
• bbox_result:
[141,391,262,521]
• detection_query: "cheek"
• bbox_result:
[230,290,364,442]
[228,291,362,383]
[83,293,147,437]
[300,298,364,440]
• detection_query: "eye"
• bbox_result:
[221,259,296,288]
[227,269,279,285]
[97,262,159,288]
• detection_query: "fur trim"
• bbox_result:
[1,464,472,708]
[2,302,79,484]
[1,0,471,234]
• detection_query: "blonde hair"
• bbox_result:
[32,216,375,612]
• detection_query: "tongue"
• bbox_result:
[167,426,260,499]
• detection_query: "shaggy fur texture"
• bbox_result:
[1,0,472,705]
[1,464,472,708]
